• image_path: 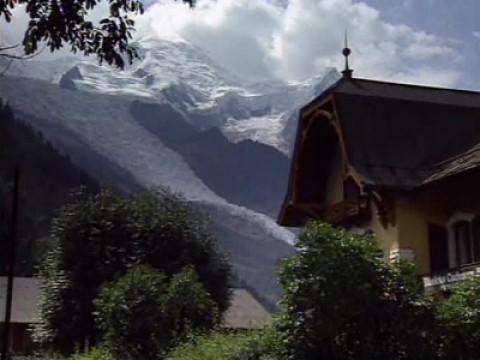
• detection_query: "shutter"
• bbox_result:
[428,224,449,273]
[472,216,480,262]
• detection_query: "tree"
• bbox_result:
[95,265,219,360]
[435,275,480,360]
[0,0,193,68]
[33,189,231,354]
[164,266,220,342]
[273,222,435,360]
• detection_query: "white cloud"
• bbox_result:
[135,0,461,86]
[1,0,462,87]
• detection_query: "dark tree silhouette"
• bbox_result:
[0,102,99,275]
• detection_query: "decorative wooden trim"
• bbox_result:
[294,203,324,218]
[292,96,334,203]
[330,95,364,192]
[302,95,334,118]
[372,191,396,228]
[322,198,369,225]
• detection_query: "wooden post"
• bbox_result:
[1,168,20,360]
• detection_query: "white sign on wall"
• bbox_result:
[422,267,480,290]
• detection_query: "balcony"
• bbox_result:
[322,198,369,225]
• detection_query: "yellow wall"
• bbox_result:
[363,185,477,275]
[321,148,480,275]
[360,201,399,261]
[355,192,451,275]
[396,197,449,275]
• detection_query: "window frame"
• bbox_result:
[446,213,479,268]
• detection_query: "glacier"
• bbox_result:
[0,37,339,303]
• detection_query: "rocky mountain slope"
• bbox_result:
[0,37,339,304]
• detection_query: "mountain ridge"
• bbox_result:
[0,38,339,303]
[0,74,294,304]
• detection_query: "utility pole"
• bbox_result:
[1,168,20,360]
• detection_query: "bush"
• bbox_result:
[33,189,231,353]
[95,265,220,359]
[165,331,273,360]
[435,275,480,360]
[16,347,113,360]
[273,222,435,360]
[94,265,169,360]
[69,347,114,360]
[164,266,220,342]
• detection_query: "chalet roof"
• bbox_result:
[319,78,480,189]
[222,289,272,330]
[278,77,480,226]
[0,277,40,324]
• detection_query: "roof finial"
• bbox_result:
[342,30,353,78]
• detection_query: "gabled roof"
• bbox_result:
[0,277,40,324]
[308,77,480,189]
[222,289,272,329]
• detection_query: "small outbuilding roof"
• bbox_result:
[0,277,40,324]
[222,289,272,330]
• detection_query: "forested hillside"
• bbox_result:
[0,101,99,275]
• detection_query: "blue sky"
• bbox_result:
[360,0,480,89]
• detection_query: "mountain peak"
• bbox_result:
[59,66,83,90]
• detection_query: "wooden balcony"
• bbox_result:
[322,198,368,225]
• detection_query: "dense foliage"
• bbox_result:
[0,102,98,275]
[95,265,219,359]
[95,265,170,360]
[33,189,231,353]
[165,331,271,360]
[19,347,114,360]
[273,222,435,360]
[22,219,480,360]
[435,275,480,360]
[163,265,220,341]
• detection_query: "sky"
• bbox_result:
[2,0,480,89]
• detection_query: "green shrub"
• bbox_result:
[33,189,231,353]
[274,222,435,360]
[165,331,273,360]
[94,265,169,360]
[70,347,114,360]
[95,265,220,359]
[435,275,480,360]
[164,266,220,342]
[15,347,113,360]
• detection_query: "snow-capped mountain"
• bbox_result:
[9,37,340,153]
[1,37,339,304]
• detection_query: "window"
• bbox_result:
[450,217,480,267]
[454,221,473,265]
[472,216,480,261]
[428,224,449,273]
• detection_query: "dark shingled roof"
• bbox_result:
[330,78,480,189]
